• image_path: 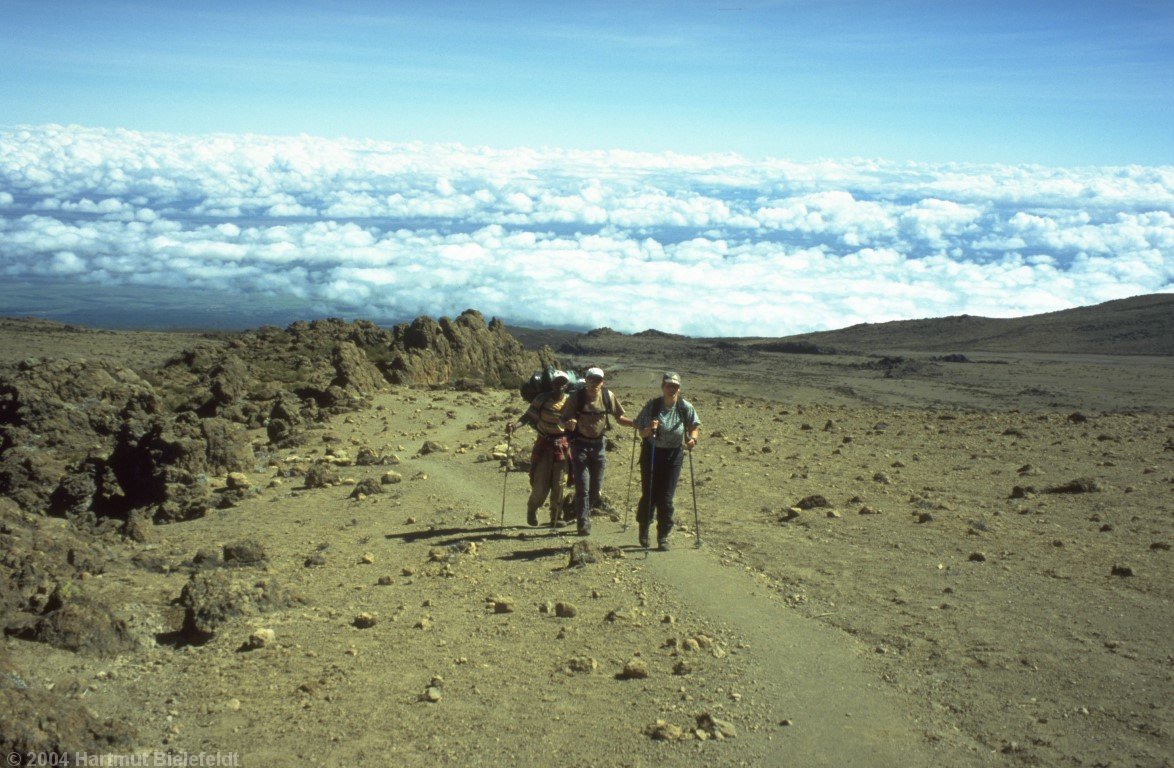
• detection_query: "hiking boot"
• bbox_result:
[577,520,591,536]
[638,526,650,549]
[657,538,670,552]
[527,509,538,527]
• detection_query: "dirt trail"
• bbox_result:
[407,394,970,766]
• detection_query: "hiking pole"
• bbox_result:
[623,426,636,532]
[645,420,658,555]
[688,443,702,549]
[500,429,512,530]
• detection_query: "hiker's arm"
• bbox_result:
[557,398,577,432]
[614,396,635,429]
[685,406,700,448]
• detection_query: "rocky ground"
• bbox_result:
[1,315,1171,767]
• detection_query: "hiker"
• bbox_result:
[507,370,573,527]
[560,366,635,536]
[634,371,701,551]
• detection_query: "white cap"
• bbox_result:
[585,367,605,380]
[551,369,569,384]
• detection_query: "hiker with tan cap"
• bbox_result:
[507,370,573,527]
[559,367,635,536]
[634,371,701,550]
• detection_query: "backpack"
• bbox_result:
[644,396,690,433]
[519,365,579,402]
[570,383,613,431]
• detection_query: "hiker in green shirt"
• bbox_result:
[634,372,700,550]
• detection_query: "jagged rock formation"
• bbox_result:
[384,310,552,387]
[0,309,548,531]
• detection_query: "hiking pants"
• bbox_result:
[637,442,683,540]
[571,437,606,528]
[527,447,567,523]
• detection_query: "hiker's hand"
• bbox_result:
[564,418,577,431]
[506,422,517,434]
[686,437,697,450]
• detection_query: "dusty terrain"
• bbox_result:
[1,303,1171,767]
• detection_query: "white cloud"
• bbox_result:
[0,124,1170,335]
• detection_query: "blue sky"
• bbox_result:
[2,0,1171,165]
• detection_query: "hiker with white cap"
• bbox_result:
[507,370,573,527]
[559,366,635,535]
[634,371,701,550]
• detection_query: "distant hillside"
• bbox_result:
[518,294,1174,359]
[777,294,1174,356]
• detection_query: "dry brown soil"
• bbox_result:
[5,328,1172,767]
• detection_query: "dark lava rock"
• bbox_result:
[177,571,296,642]
[568,541,598,568]
[795,495,830,510]
[222,539,267,567]
[7,583,135,657]
[1045,477,1102,494]
[350,478,383,498]
[304,464,341,489]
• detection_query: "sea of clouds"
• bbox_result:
[0,124,1170,335]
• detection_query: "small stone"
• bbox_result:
[377,575,394,586]
[304,554,327,568]
[858,505,879,515]
[423,686,442,703]
[696,712,737,739]
[226,472,251,490]
[566,656,597,674]
[405,516,417,524]
[415,618,432,630]
[360,553,375,564]
[568,541,598,567]
[353,612,378,629]
[779,718,792,726]
[402,566,417,576]
[968,552,987,562]
[554,602,578,618]
[826,509,841,519]
[493,598,515,614]
[381,471,403,485]
[795,495,830,509]
[673,660,693,675]
[245,628,275,649]
[646,720,684,741]
[916,512,934,523]
[226,698,241,711]
[620,658,650,679]
[1110,564,1134,577]
[873,471,892,485]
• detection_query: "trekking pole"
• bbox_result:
[623,426,636,532]
[500,429,512,529]
[688,444,701,549]
[645,420,658,555]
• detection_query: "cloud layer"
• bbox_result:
[0,125,1171,335]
